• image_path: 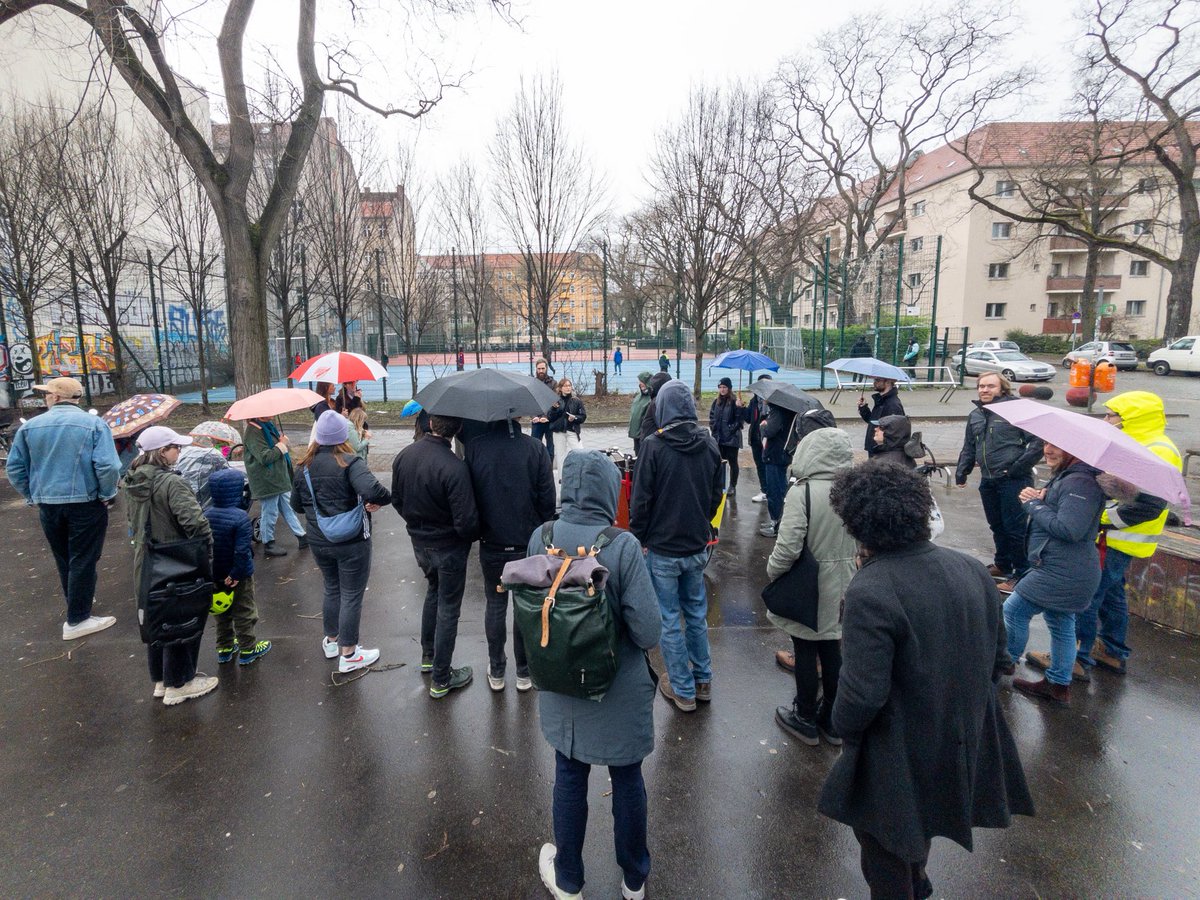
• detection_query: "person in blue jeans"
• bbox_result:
[630,381,724,713]
[1003,442,1105,706]
[242,416,307,557]
[536,451,660,900]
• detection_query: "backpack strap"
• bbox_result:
[591,525,625,554]
[541,554,574,648]
[541,521,556,551]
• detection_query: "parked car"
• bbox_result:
[1062,341,1139,371]
[965,339,1021,352]
[1147,336,1200,376]
[958,349,1056,382]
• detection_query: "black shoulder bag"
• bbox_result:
[136,471,214,645]
[760,484,821,630]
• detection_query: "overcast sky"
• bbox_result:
[175,0,1082,239]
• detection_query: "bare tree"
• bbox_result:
[491,72,607,360]
[437,159,494,367]
[0,0,505,396]
[0,101,69,386]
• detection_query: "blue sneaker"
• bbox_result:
[217,642,239,664]
[238,640,272,666]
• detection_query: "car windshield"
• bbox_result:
[1111,343,1135,352]
[993,351,1030,361]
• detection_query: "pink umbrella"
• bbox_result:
[224,387,325,421]
[289,351,388,383]
[988,398,1190,521]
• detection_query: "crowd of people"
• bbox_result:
[3,360,1183,899]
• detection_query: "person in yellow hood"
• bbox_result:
[1030,391,1180,679]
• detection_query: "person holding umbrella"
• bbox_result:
[243,416,307,557]
[744,374,772,503]
[708,377,743,496]
[857,377,905,456]
[759,402,796,537]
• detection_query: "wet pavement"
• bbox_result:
[3,416,1200,897]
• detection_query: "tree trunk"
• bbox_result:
[1165,242,1199,342]
[692,327,707,398]
[282,289,295,388]
[16,296,42,384]
[407,349,418,396]
[101,295,129,397]
[196,308,209,412]
[474,321,483,368]
[1079,247,1099,343]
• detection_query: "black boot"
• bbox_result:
[297,534,309,550]
[264,541,287,558]
[816,699,842,746]
[774,703,819,745]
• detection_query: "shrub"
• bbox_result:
[1004,330,1071,355]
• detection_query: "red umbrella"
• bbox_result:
[225,388,325,421]
[289,351,387,383]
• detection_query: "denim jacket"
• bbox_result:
[6,404,121,504]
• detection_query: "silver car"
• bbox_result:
[962,349,1056,382]
[1062,341,1139,371]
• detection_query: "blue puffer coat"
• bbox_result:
[1013,460,1104,613]
[203,469,254,584]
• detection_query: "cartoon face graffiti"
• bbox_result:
[9,342,34,378]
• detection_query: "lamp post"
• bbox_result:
[451,247,460,352]
[68,251,92,407]
[375,248,388,401]
[601,241,609,381]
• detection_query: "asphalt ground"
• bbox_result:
[2,395,1199,898]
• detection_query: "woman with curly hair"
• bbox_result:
[820,461,1033,900]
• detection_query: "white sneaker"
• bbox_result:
[321,636,339,659]
[163,675,218,706]
[153,682,165,698]
[516,674,533,692]
[338,646,380,673]
[621,879,646,900]
[751,492,767,503]
[62,615,116,640]
[538,843,582,900]
[488,672,505,692]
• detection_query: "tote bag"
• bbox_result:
[136,473,213,645]
[760,484,821,630]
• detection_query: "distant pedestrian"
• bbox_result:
[205,469,271,667]
[628,372,653,456]
[849,335,872,383]
[547,377,586,484]
[294,351,303,367]
[243,416,307,557]
[536,451,660,900]
[658,352,670,372]
[822,462,1034,898]
[708,377,743,495]
[630,381,724,713]
[123,426,217,705]
[456,345,465,372]
[293,411,392,673]
[391,414,480,698]
[6,376,121,640]
[856,377,904,456]
[744,374,772,502]
[530,358,557,461]
[903,338,921,379]
[465,418,556,692]
[613,346,623,375]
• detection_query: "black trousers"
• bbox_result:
[147,629,205,689]
[415,543,470,684]
[718,444,740,493]
[853,829,932,900]
[479,543,529,678]
[792,637,841,720]
[978,474,1032,577]
[39,501,109,625]
[749,433,766,492]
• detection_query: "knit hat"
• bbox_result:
[718,377,733,388]
[315,409,350,446]
[137,426,193,451]
[638,371,653,385]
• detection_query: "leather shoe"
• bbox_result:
[1025,650,1090,683]
[774,650,795,673]
[1091,643,1127,675]
[1013,675,1071,705]
[986,564,1010,579]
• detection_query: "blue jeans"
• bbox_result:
[1075,547,1133,665]
[259,491,305,544]
[646,550,711,699]
[979,474,1033,576]
[765,463,789,523]
[531,421,554,460]
[552,751,649,895]
[1004,590,1076,686]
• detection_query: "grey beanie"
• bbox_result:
[315,409,350,446]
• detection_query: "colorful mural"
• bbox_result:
[36,329,116,375]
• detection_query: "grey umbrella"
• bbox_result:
[748,380,823,415]
[413,368,560,422]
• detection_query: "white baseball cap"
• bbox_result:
[136,426,193,452]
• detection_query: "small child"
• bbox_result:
[204,469,271,665]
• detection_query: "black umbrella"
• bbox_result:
[749,380,823,415]
[413,369,560,422]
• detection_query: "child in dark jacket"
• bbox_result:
[204,469,270,665]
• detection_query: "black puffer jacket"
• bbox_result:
[857,388,906,453]
[708,396,744,448]
[465,420,556,549]
[291,447,391,546]
[761,404,797,466]
[630,382,724,557]
[955,395,1045,484]
[547,394,587,436]
[390,434,479,549]
[637,372,673,442]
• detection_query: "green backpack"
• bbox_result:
[506,522,623,701]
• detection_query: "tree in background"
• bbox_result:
[437,159,495,367]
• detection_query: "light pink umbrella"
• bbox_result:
[289,351,387,383]
[224,387,325,421]
[988,398,1189,521]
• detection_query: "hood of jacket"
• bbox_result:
[875,414,912,453]
[647,371,672,398]
[559,449,619,526]
[208,468,246,507]
[122,462,164,504]
[1105,390,1167,443]
[790,427,853,481]
[655,381,695,427]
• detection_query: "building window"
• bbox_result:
[911,200,927,217]
[985,303,1007,319]
[907,272,923,287]
[995,180,1015,198]
[1136,177,1157,193]
[1126,300,1146,316]
[909,237,924,253]
[1047,301,1060,317]
[1050,262,1063,277]
[1132,220,1151,235]
[991,222,1012,239]
[988,262,1009,279]
[1130,260,1149,276]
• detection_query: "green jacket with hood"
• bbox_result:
[122,462,212,590]
[766,427,858,641]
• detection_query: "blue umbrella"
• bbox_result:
[401,399,422,418]
[710,349,780,372]
[824,357,911,382]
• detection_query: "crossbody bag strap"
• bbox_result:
[303,467,326,518]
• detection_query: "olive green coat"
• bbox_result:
[243,419,294,499]
[122,463,212,591]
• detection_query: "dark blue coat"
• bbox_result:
[204,469,254,584]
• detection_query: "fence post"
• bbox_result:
[68,251,92,407]
[820,236,830,389]
[926,235,943,382]
[892,240,905,365]
[147,248,165,392]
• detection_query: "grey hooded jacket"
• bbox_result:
[532,450,662,766]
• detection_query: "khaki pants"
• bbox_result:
[215,576,258,650]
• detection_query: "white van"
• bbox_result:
[1148,336,1200,375]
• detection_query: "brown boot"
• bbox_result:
[1025,651,1091,683]
[658,672,696,712]
[996,580,1017,594]
[774,650,795,673]
[1013,675,1071,705]
[986,564,1010,579]
[1091,644,1127,675]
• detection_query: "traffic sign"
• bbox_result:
[1071,311,1081,322]
[1102,304,1116,315]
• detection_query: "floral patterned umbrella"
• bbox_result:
[189,420,241,447]
[102,393,181,439]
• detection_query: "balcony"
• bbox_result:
[1045,274,1122,293]
[1048,235,1118,253]
[1047,195,1129,213]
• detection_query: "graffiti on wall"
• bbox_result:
[166,304,229,351]
[37,329,116,374]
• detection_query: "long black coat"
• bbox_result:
[857,388,906,453]
[819,542,1034,861]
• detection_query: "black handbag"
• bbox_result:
[760,484,821,630]
[136,472,214,646]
